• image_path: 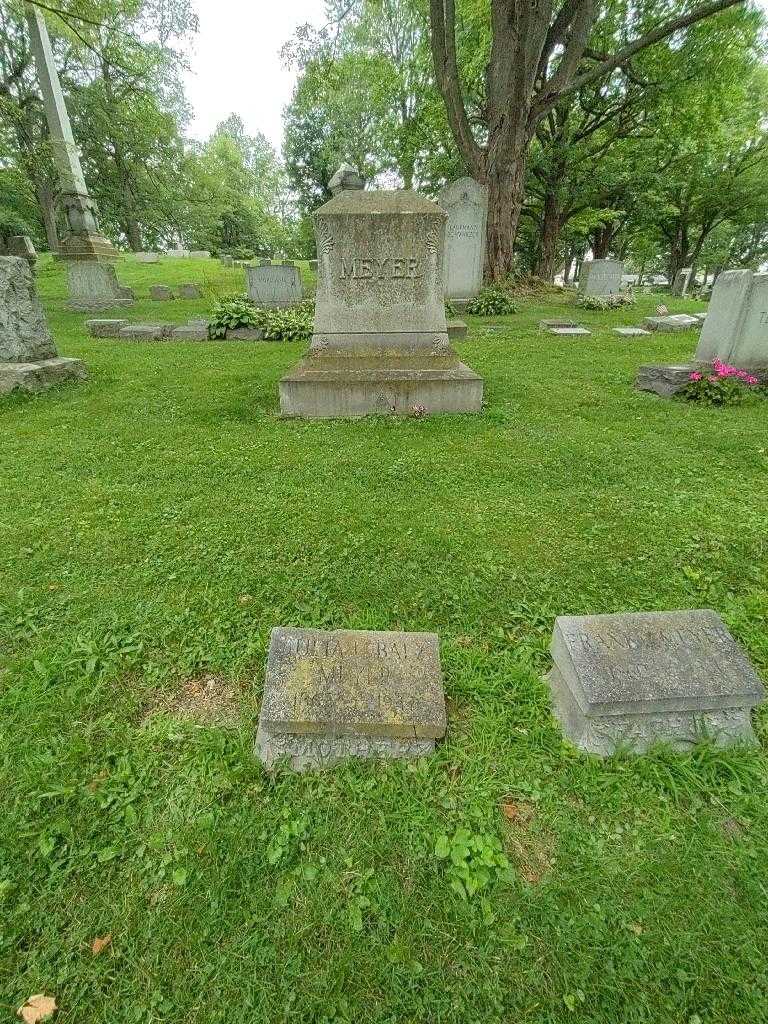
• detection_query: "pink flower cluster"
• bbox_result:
[689,359,759,385]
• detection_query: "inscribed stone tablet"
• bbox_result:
[261,627,446,738]
[437,177,488,300]
[246,265,303,307]
[551,610,764,715]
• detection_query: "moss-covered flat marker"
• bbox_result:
[546,609,765,755]
[256,626,446,769]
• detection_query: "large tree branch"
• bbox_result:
[534,0,595,117]
[429,0,484,179]
[556,0,746,103]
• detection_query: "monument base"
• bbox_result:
[256,724,434,771]
[634,363,696,397]
[66,261,134,311]
[547,665,758,756]
[279,361,484,417]
[0,357,87,396]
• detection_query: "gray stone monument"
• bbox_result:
[329,162,365,195]
[26,4,132,311]
[437,177,488,302]
[245,265,303,308]
[256,627,447,770]
[7,236,36,264]
[0,256,86,394]
[135,252,160,263]
[546,610,764,755]
[695,270,768,369]
[579,259,624,296]
[279,169,483,418]
[672,267,694,296]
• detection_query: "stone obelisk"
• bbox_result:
[25,3,133,310]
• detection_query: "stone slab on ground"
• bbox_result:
[614,327,651,337]
[150,285,174,301]
[546,609,764,755]
[86,319,128,338]
[447,320,468,340]
[171,325,208,340]
[643,314,699,332]
[0,356,87,395]
[118,322,172,340]
[226,327,266,340]
[540,318,577,329]
[634,363,695,397]
[548,326,591,336]
[256,626,447,769]
[178,284,202,299]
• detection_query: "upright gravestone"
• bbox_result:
[579,259,623,296]
[437,177,487,302]
[546,609,764,755]
[695,270,768,369]
[0,256,86,395]
[256,627,447,770]
[672,267,694,296]
[279,168,484,417]
[245,265,303,307]
[7,236,36,264]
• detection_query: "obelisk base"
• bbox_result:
[66,262,134,311]
[0,357,87,396]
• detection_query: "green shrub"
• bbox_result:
[208,295,314,341]
[465,285,519,316]
[576,292,635,311]
[445,300,460,319]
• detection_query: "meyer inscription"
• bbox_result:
[339,257,421,280]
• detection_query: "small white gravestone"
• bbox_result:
[245,265,303,308]
[579,259,624,296]
[437,177,488,301]
[696,270,768,368]
[135,252,160,263]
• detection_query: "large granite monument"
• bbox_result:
[437,177,487,302]
[0,256,86,395]
[279,170,484,417]
[546,609,764,755]
[256,627,447,770]
[26,3,132,311]
[695,269,768,368]
[579,259,623,297]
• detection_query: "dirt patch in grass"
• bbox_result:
[142,674,243,728]
[500,798,555,884]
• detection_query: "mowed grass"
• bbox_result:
[2,255,768,1023]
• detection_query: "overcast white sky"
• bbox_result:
[180,0,768,156]
[181,0,327,154]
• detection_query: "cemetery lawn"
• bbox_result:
[3,255,768,1024]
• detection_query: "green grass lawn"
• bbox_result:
[2,256,768,1023]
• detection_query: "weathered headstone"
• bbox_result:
[540,318,578,329]
[166,248,190,258]
[65,261,133,311]
[171,325,208,340]
[634,363,696,397]
[546,610,764,755]
[437,177,488,302]
[118,322,173,340]
[695,270,768,368]
[447,320,467,340]
[135,252,160,263]
[220,255,233,268]
[178,283,202,299]
[279,170,484,417]
[189,250,210,259]
[613,327,651,337]
[256,627,447,770]
[7,236,36,264]
[245,265,303,308]
[150,285,174,301]
[672,267,693,296]
[549,326,591,336]
[579,259,623,296]
[0,256,86,394]
[643,314,699,332]
[86,319,129,338]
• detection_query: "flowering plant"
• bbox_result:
[678,359,762,406]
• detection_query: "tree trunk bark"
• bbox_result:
[533,191,561,281]
[125,215,142,251]
[35,179,59,251]
[485,156,526,282]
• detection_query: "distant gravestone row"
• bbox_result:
[149,283,202,301]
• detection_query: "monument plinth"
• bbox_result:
[279,180,483,417]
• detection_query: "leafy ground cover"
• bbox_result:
[1,256,767,1023]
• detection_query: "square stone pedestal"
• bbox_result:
[546,610,764,756]
[256,626,447,770]
[279,360,483,417]
[0,357,87,395]
[66,261,134,311]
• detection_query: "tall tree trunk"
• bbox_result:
[485,156,526,281]
[592,224,613,259]
[533,191,561,281]
[125,213,142,251]
[34,178,59,251]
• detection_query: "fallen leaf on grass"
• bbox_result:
[628,922,644,936]
[91,934,112,955]
[17,994,57,1023]
[500,798,535,825]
